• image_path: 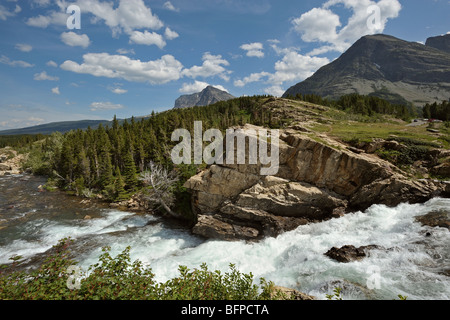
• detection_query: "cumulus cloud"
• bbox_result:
[129,31,166,48]
[179,81,228,94]
[182,52,231,81]
[292,0,402,54]
[165,27,179,40]
[163,1,179,12]
[61,32,91,48]
[233,47,329,97]
[15,43,33,52]
[51,86,60,95]
[34,71,59,81]
[270,50,329,84]
[240,42,264,58]
[60,53,183,85]
[90,101,125,111]
[234,72,271,87]
[47,60,58,67]
[75,0,163,35]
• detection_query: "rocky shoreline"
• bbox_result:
[0,147,27,176]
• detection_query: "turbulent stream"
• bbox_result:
[0,174,449,300]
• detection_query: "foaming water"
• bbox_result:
[0,175,448,300]
[77,198,449,300]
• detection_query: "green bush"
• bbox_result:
[0,239,278,300]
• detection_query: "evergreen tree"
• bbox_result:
[114,166,128,202]
[122,134,138,191]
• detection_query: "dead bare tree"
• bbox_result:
[139,161,181,218]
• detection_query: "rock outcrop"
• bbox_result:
[184,124,446,241]
[415,210,450,230]
[324,245,382,263]
[0,148,26,176]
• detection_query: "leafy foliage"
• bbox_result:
[0,239,278,300]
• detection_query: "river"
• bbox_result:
[0,174,449,300]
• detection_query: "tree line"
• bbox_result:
[285,93,416,120]
[422,100,450,121]
[23,96,278,219]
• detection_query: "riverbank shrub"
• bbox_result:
[0,239,277,300]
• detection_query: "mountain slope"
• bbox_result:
[174,86,235,109]
[283,34,450,106]
[0,120,113,136]
[426,34,450,54]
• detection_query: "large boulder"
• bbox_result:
[185,125,446,241]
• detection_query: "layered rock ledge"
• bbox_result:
[184,125,447,241]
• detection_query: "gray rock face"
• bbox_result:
[184,124,446,241]
[174,86,235,109]
[426,34,450,54]
[283,34,450,106]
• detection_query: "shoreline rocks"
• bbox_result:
[0,148,26,176]
[185,125,447,241]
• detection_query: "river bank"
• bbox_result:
[1,173,449,300]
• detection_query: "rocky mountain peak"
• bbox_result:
[174,86,235,109]
[283,34,450,106]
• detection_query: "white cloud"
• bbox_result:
[163,1,179,12]
[129,30,166,48]
[179,81,210,94]
[264,85,285,97]
[61,53,183,85]
[0,116,45,130]
[116,48,135,55]
[15,43,33,52]
[0,4,20,20]
[0,55,34,68]
[234,72,271,87]
[34,71,59,81]
[109,87,128,94]
[75,0,163,35]
[292,0,402,54]
[26,11,67,28]
[179,81,229,94]
[165,27,179,40]
[90,101,125,111]
[240,42,264,58]
[52,86,60,95]
[270,50,329,84]
[233,48,329,96]
[182,52,231,81]
[47,60,58,67]
[61,32,91,48]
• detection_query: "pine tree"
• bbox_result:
[122,134,138,191]
[114,166,128,202]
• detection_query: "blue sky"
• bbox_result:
[0,0,449,130]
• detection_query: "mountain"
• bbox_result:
[174,86,235,109]
[283,34,450,106]
[426,34,450,54]
[0,119,112,136]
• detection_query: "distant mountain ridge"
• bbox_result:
[0,120,112,136]
[283,34,450,106]
[174,86,235,109]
